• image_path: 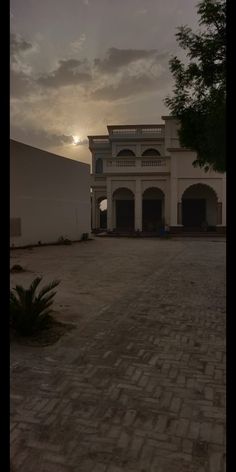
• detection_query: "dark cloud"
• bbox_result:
[10,33,37,98]
[10,126,75,148]
[94,47,168,73]
[91,72,170,101]
[10,33,33,57]
[10,69,33,98]
[37,59,92,88]
[57,134,75,145]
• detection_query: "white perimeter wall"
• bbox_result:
[10,140,91,247]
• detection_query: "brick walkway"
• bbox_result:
[10,238,226,472]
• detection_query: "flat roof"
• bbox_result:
[10,139,89,167]
[107,124,164,129]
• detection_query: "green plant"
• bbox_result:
[10,277,60,336]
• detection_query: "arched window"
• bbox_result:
[117,149,135,157]
[142,148,160,156]
[95,158,103,173]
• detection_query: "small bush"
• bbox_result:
[10,264,25,273]
[10,277,60,336]
[57,236,72,245]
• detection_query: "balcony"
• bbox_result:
[107,125,165,140]
[99,156,170,174]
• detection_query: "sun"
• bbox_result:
[72,135,81,145]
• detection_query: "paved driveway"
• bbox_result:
[10,237,226,472]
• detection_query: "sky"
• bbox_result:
[10,0,199,166]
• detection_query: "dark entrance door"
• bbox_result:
[142,200,162,231]
[116,200,134,230]
[182,199,206,227]
[99,210,107,229]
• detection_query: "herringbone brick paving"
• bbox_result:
[10,238,226,471]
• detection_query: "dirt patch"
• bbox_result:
[10,319,75,347]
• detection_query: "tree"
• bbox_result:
[165,0,226,172]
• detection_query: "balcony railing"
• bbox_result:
[99,157,169,173]
[141,159,166,167]
[108,159,136,167]
[108,126,165,138]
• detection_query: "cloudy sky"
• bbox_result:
[10,0,199,166]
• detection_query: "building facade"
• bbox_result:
[10,140,91,247]
[89,117,226,233]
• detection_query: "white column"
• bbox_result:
[170,154,178,226]
[135,179,142,231]
[170,154,179,227]
[107,180,113,230]
[164,181,170,226]
[136,143,141,157]
[170,181,178,226]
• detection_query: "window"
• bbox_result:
[117,149,135,157]
[142,148,160,156]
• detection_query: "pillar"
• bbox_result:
[107,180,113,230]
[170,178,178,226]
[170,153,182,228]
[164,182,170,225]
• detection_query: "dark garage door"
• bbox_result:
[116,200,134,229]
[142,200,162,231]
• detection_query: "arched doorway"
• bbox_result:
[142,187,164,231]
[97,197,107,229]
[182,183,218,230]
[113,188,134,230]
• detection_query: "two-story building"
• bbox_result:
[89,116,226,233]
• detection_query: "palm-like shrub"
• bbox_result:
[10,277,60,336]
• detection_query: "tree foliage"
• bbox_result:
[165,0,226,172]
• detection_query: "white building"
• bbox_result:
[89,116,226,233]
[10,140,91,247]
